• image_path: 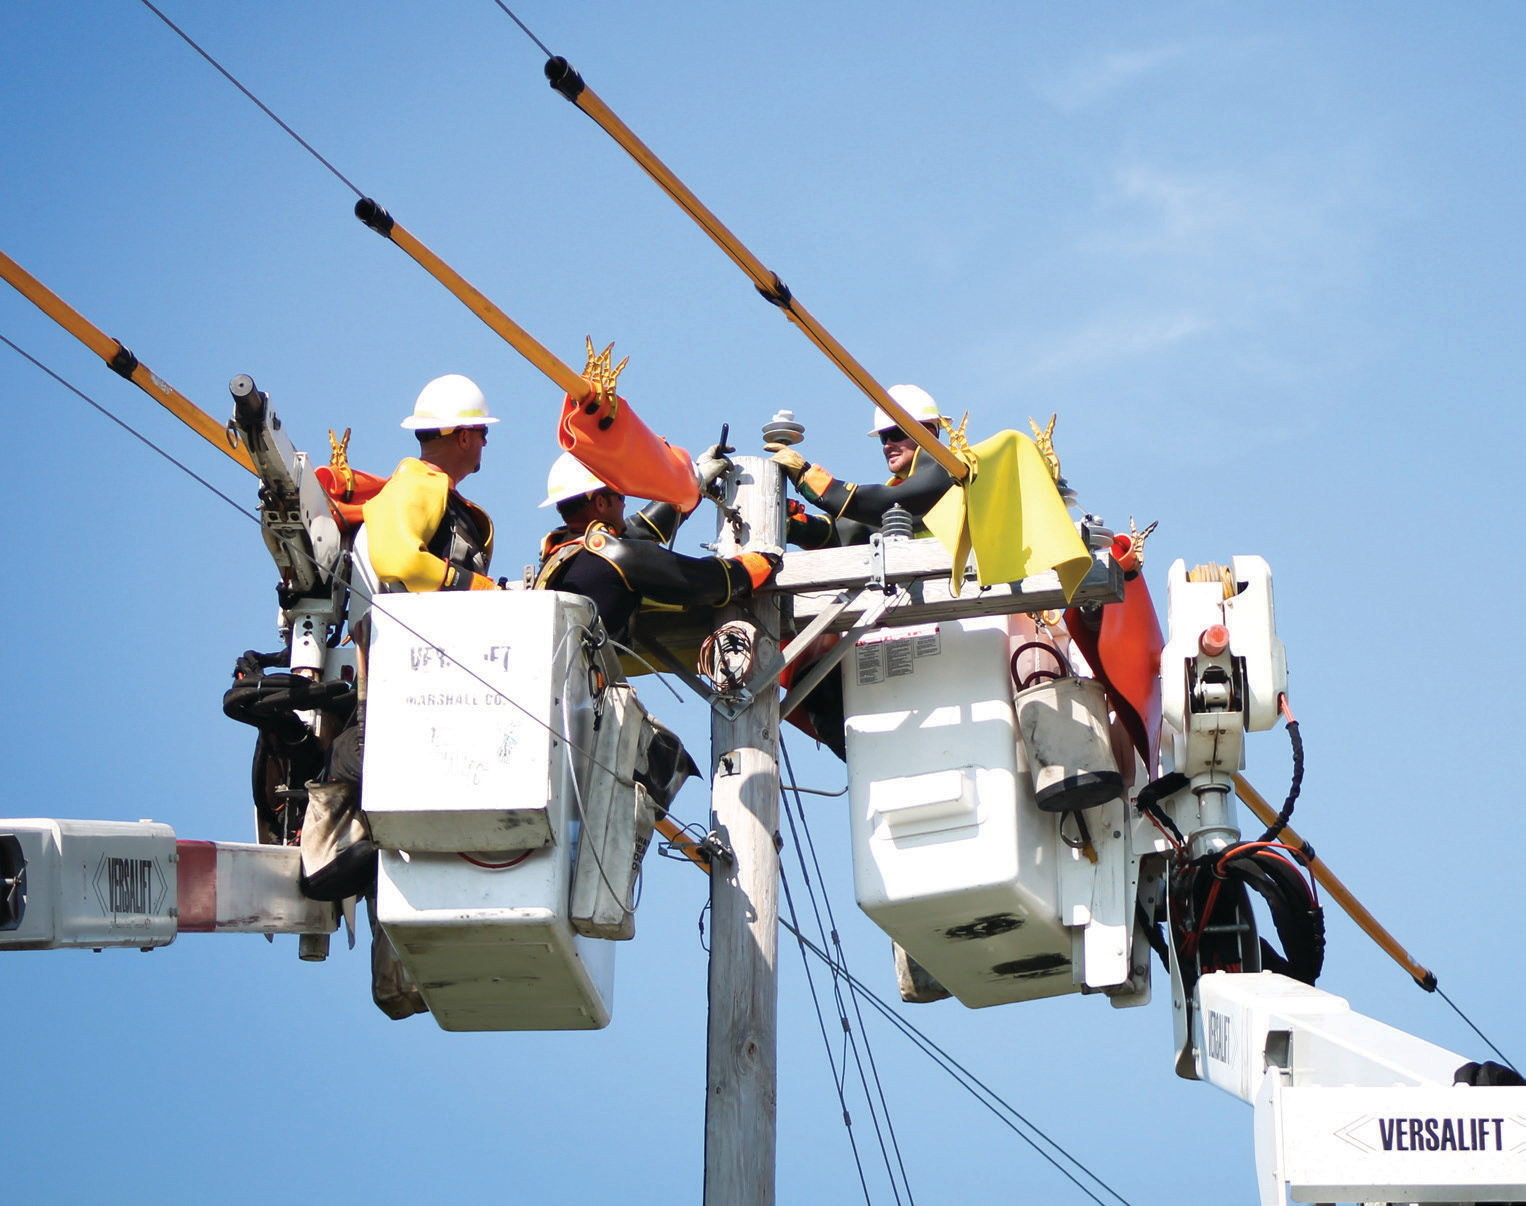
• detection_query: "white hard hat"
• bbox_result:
[401,374,499,431]
[541,451,608,508]
[868,383,945,435]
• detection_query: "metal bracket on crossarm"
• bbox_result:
[778,589,900,722]
[867,530,894,594]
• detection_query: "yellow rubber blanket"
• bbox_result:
[924,430,1092,599]
[363,458,495,592]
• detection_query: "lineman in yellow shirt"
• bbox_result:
[312,374,501,1020]
[363,373,499,593]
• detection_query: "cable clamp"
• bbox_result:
[755,273,793,309]
[710,688,754,721]
[544,56,586,102]
[698,830,733,867]
[866,530,898,594]
[108,341,139,380]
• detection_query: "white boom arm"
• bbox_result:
[1194,971,1526,1205]
[0,819,335,951]
[227,373,348,678]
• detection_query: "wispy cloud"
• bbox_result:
[1037,43,1193,111]
[1010,148,1382,379]
[1030,310,1209,375]
[988,35,1394,386]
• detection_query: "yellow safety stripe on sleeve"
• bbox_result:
[362,458,453,592]
[716,558,737,609]
[631,509,668,542]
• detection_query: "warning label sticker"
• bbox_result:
[855,625,941,685]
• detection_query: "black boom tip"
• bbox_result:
[354,197,394,236]
[544,56,585,102]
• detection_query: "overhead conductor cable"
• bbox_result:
[0,248,256,475]
[136,0,603,412]
[519,36,965,482]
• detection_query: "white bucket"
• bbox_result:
[1013,676,1122,813]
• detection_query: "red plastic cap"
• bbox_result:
[1199,624,1230,657]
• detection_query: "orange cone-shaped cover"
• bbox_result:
[558,341,700,511]
[558,389,700,512]
[315,465,389,531]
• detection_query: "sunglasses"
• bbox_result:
[879,427,912,444]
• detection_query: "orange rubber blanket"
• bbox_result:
[315,465,388,530]
[1065,534,1164,770]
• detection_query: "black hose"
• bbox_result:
[1133,772,1189,847]
[1255,719,1303,844]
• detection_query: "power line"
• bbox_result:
[0,334,636,790]
[1437,987,1519,1075]
[781,916,1134,1206]
[137,0,363,198]
[490,1,554,59]
[1,332,256,521]
[780,741,914,1204]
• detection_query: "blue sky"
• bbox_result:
[2,3,1522,1203]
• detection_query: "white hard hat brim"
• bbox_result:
[868,415,947,436]
[541,453,607,507]
[400,414,501,431]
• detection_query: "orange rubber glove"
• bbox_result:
[735,551,782,590]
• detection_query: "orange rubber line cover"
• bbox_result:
[558,391,699,511]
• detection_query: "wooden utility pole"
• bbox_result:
[704,454,785,1206]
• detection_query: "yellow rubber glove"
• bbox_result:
[764,443,809,485]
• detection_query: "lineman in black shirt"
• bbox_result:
[533,449,778,643]
[766,383,954,548]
